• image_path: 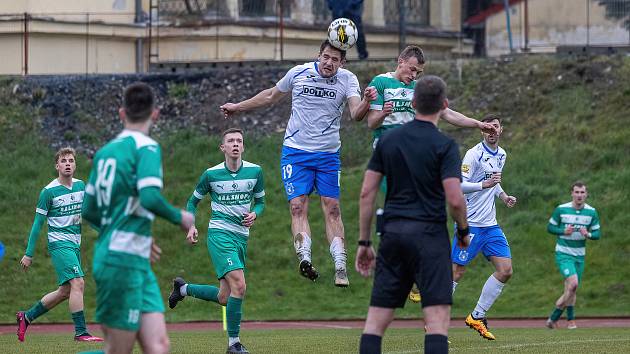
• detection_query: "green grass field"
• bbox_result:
[0,55,629,324]
[1,327,629,353]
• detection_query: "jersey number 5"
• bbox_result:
[95,158,117,207]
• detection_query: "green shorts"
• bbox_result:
[555,252,584,282]
[93,263,164,331]
[49,247,84,286]
[207,229,248,279]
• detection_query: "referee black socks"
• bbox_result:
[425,334,448,354]
[359,333,382,354]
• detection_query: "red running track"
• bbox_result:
[1,318,628,335]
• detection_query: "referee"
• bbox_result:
[356,75,471,354]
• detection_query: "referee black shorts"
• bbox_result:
[370,220,453,309]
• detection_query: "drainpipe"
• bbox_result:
[503,0,514,53]
[135,0,144,73]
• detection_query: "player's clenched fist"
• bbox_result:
[220,103,239,119]
[363,86,377,102]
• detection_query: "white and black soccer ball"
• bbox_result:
[327,18,358,51]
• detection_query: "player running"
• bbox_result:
[220,40,376,287]
[82,82,194,353]
[16,148,103,343]
[450,115,517,340]
[366,45,497,303]
[545,182,601,330]
[169,128,265,354]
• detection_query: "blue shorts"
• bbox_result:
[451,225,511,265]
[280,146,340,201]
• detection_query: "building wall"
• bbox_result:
[0,0,470,74]
[485,0,630,56]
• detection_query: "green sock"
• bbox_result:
[226,296,243,338]
[187,284,220,303]
[566,306,575,320]
[550,307,564,321]
[72,310,88,336]
[25,301,49,323]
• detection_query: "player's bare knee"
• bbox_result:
[453,265,466,281]
[58,285,71,299]
[147,334,170,354]
[497,267,513,282]
[218,290,230,305]
[70,277,85,292]
[232,281,246,298]
[290,201,306,218]
[327,204,341,220]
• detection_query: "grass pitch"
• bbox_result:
[1,327,629,353]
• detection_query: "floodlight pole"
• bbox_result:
[398,0,406,52]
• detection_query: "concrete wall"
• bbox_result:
[485,0,630,56]
[0,0,470,74]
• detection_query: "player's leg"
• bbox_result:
[547,253,579,328]
[100,325,137,354]
[468,256,510,325]
[314,151,348,286]
[320,196,349,287]
[224,269,248,353]
[281,147,318,281]
[415,222,452,352]
[360,306,395,353]
[451,226,483,295]
[16,284,70,342]
[135,269,169,353]
[566,260,583,329]
[423,305,451,353]
[137,312,170,354]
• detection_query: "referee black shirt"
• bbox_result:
[367,119,461,223]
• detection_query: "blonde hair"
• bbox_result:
[55,147,76,163]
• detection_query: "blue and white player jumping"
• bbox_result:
[451,114,517,341]
[220,40,376,287]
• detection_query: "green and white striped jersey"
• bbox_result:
[190,161,264,238]
[368,72,415,140]
[85,130,164,271]
[36,178,84,250]
[547,202,601,259]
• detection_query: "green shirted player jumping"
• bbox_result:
[365,45,497,304]
[168,128,265,354]
[546,181,600,330]
[81,82,194,353]
[16,148,103,343]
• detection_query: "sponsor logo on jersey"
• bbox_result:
[302,85,337,99]
[462,164,470,174]
[285,182,295,195]
[217,192,251,204]
[458,250,468,262]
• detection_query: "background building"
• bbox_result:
[0,0,471,75]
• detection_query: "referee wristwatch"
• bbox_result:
[358,240,372,247]
[456,226,469,239]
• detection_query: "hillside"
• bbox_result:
[0,55,628,324]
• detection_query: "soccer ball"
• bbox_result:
[327,18,358,51]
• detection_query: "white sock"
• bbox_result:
[179,284,188,297]
[452,281,458,295]
[228,336,240,346]
[294,232,312,263]
[472,274,505,318]
[329,237,347,270]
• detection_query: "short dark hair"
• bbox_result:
[571,181,587,192]
[481,114,502,124]
[222,128,244,143]
[319,40,346,61]
[399,45,425,64]
[123,82,155,123]
[413,75,447,115]
[55,147,76,163]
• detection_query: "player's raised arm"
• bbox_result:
[348,86,376,121]
[220,86,288,119]
[440,108,497,134]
